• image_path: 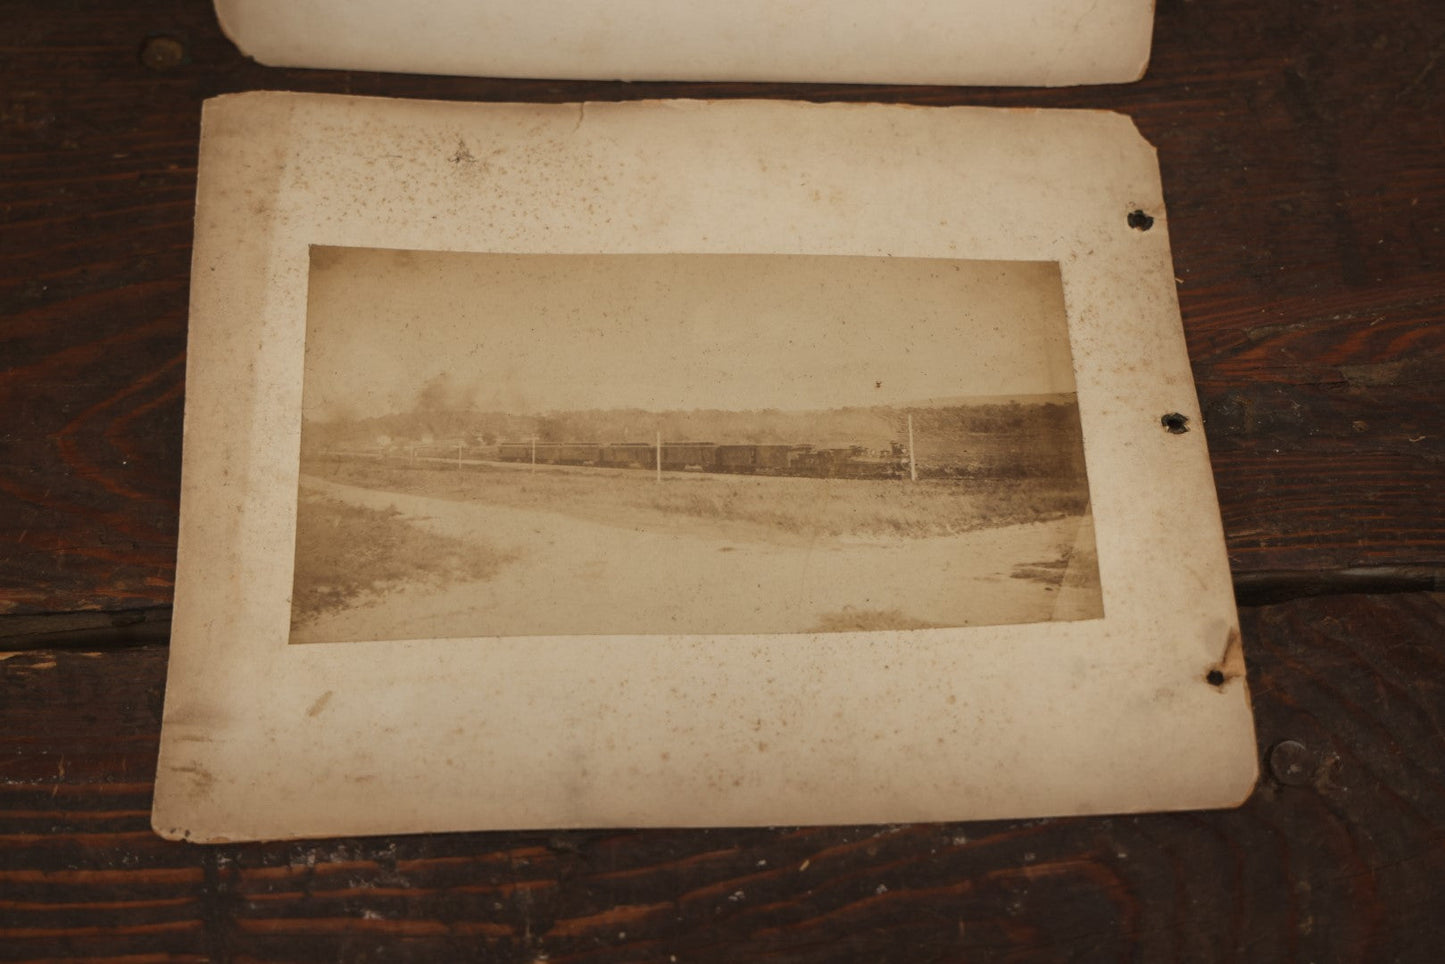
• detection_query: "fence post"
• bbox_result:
[907,414,917,482]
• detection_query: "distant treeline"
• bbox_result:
[303,400,1089,480]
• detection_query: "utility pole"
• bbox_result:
[907,413,917,482]
[530,435,537,473]
[456,440,462,470]
[656,431,662,483]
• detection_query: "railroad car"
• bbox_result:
[600,443,656,468]
[715,444,793,474]
[755,444,795,473]
[660,442,716,470]
[539,442,604,465]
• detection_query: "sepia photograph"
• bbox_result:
[291,246,1102,643]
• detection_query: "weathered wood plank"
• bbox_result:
[2,0,1444,616]
[2,593,1442,960]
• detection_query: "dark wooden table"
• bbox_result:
[3,1,1443,960]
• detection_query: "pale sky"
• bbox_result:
[302,247,1077,421]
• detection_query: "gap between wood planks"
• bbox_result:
[1,566,1442,652]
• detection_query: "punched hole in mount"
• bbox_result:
[1205,669,1226,687]
[1161,412,1189,434]
[1128,209,1154,231]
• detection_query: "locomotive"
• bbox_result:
[495,440,908,479]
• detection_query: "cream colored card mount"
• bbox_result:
[215,0,1153,87]
[154,92,1256,843]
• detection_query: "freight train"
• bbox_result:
[496,441,908,479]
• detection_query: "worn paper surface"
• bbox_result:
[214,0,1153,86]
[154,93,1255,843]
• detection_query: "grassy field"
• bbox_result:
[290,492,516,631]
[304,458,1090,542]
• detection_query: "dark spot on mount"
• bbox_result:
[450,139,476,165]
[1128,209,1154,231]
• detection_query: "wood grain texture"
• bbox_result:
[1,0,1444,617]
[2,593,1443,961]
[4,5,1442,955]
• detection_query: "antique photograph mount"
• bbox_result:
[154,93,1255,842]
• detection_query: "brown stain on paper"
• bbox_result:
[307,690,334,717]
[1209,627,1246,685]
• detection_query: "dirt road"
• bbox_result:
[293,475,1100,642]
